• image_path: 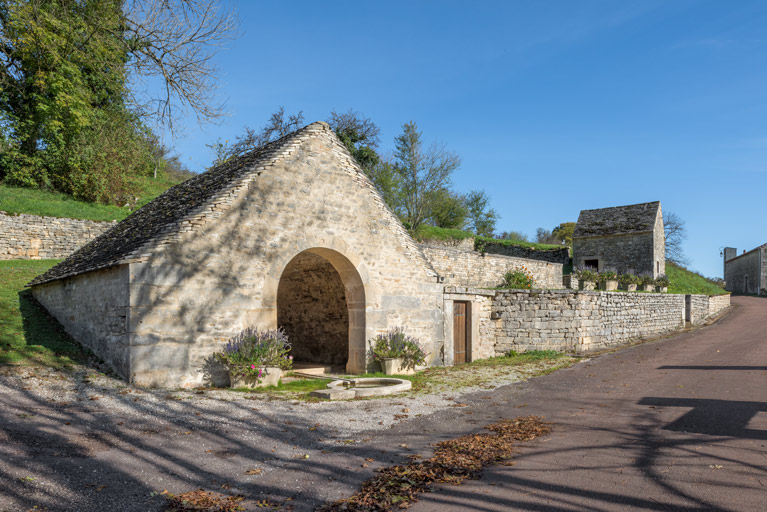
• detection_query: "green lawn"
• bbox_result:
[0,172,189,222]
[667,262,728,295]
[0,259,88,367]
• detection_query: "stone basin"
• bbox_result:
[310,377,411,400]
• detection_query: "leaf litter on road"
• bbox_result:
[318,415,552,511]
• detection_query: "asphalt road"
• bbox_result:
[1,296,764,511]
[409,295,767,512]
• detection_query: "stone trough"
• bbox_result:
[310,377,411,400]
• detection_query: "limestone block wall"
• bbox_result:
[489,290,712,355]
[707,294,731,318]
[480,241,570,265]
[421,241,563,289]
[31,265,130,378]
[573,232,659,277]
[0,212,115,260]
[122,126,445,386]
[724,245,766,295]
[688,294,710,325]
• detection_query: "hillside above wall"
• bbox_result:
[414,226,570,265]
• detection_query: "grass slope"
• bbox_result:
[0,259,88,366]
[413,225,562,251]
[667,262,728,295]
[0,172,189,222]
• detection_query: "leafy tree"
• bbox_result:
[0,0,236,203]
[327,109,380,172]
[463,190,498,237]
[429,188,467,229]
[551,222,576,246]
[664,211,689,265]
[393,121,460,230]
[498,231,529,242]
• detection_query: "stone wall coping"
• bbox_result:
[443,286,497,297]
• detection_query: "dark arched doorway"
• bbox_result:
[277,249,364,368]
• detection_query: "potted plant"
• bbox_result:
[370,327,427,375]
[215,327,293,388]
[639,273,655,292]
[654,275,670,293]
[598,269,618,291]
[575,268,598,291]
[618,273,639,292]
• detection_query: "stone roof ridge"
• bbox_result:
[29,121,437,286]
[314,126,438,278]
[29,124,323,287]
[573,200,661,238]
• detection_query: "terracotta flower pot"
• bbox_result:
[579,279,596,291]
[620,283,637,292]
[599,280,619,291]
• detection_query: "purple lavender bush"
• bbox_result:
[215,327,292,378]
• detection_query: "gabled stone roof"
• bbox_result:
[573,201,661,238]
[30,122,436,286]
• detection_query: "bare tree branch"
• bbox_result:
[664,211,689,265]
[122,0,238,131]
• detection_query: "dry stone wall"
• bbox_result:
[488,290,729,355]
[32,265,131,379]
[0,212,115,260]
[421,240,563,289]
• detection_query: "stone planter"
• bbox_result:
[641,284,655,292]
[562,275,579,290]
[229,367,282,388]
[655,286,668,293]
[382,358,416,375]
[620,283,637,292]
[599,280,619,291]
[578,279,596,291]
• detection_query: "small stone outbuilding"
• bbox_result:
[572,201,665,278]
[723,245,767,295]
[29,122,446,387]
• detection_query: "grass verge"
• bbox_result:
[667,261,728,295]
[344,350,574,396]
[0,259,88,367]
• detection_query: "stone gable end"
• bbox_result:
[32,123,444,387]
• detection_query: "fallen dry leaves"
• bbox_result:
[161,489,245,511]
[318,416,552,511]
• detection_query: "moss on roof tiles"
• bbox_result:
[28,125,314,287]
[573,201,660,238]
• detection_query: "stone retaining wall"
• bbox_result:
[0,212,115,260]
[488,290,730,355]
[421,240,563,289]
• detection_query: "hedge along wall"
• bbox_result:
[489,289,730,355]
[0,212,115,260]
[421,240,563,290]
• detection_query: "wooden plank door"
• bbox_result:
[453,302,470,364]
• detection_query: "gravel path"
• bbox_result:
[0,357,571,511]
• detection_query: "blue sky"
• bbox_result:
[156,0,767,278]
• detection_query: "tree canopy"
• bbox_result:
[0,0,234,203]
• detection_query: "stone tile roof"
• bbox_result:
[573,201,661,238]
[30,122,435,287]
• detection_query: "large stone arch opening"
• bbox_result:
[276,248,365,371]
